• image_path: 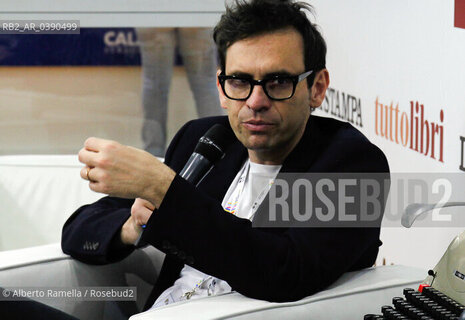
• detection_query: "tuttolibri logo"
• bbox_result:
[375,98,444,163]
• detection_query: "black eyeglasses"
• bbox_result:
[218,70,313,101]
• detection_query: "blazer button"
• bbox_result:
[186,256,194,265]
[161,240,171,250]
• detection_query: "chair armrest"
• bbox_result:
[129,265,426,320]
[0,243,165,320]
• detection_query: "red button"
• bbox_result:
[418,284,430,293]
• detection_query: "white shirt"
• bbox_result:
[151,159,282,309]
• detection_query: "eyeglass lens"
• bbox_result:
[224,78,294,100]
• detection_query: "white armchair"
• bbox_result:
[0,243,427,319]
[0,155,427,319]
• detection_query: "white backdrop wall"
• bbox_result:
[311,0,465,269]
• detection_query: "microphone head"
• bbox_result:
[194,124,236,162]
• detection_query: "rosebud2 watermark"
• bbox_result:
[0,287,136,301]
[252,173,465,228]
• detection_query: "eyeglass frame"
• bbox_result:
[217,70,313,101]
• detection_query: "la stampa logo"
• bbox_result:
[456,0,465,29]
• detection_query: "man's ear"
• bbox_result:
[216,69,228,110]
[309,69,330,108]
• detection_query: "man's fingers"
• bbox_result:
[84,137,105,152]
[85,137,120,153]
[80,166,100,182]
[131,198,155,226]
[80,166,107,195]
[80,167,88,180]
[131,203,152,218]
[138,198,156,211]
[80,137,123,169]
[78,148,100,168]
[121,216,143,245]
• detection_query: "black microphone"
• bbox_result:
[179,124,236,186]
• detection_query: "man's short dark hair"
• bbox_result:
[213,0,326,87]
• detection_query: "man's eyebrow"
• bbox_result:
[227,70,294,78]
[228,71,253,78]
[263,71,293,78]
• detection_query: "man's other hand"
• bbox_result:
[121,216,143,245]
[131,198,155,226]
[121,198,155,245]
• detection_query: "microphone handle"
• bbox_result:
[179,152,213,186]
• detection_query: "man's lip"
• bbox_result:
[243,120,274,125]
[242,120,275,131]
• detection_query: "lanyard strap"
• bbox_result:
[224,160,250,215]
[224,160,278,219]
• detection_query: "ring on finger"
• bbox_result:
[86,167,92,182]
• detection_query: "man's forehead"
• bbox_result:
[224,28,305,75]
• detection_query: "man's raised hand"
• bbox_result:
[79,137,175,207]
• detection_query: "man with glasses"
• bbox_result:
[62,0,389,313]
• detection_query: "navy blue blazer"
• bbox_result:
[62,115,389,309]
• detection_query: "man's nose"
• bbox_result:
[246,84,272,112]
